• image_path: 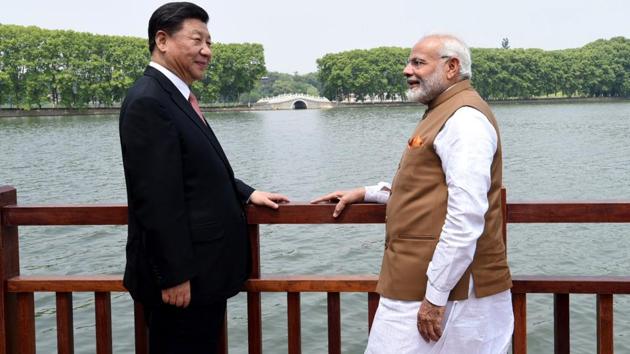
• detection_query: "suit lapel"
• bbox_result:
[144,66,235,177]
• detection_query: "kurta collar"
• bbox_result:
[428,80,472,110]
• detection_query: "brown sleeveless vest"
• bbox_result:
[375,80,512,301]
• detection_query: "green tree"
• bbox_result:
[0,24,267,108]
[206,43,266,102]
[317,37,630,101]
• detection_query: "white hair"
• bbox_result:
[421,34,472,80]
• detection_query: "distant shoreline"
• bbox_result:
[1,96,628,118]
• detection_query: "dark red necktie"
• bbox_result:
[188,92,207,125]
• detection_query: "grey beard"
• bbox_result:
[406,85,439,104]
[406,87,426,103]
[406,73,447,104]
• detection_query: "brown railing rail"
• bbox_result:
[1,185,630,354]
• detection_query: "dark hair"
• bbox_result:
[148,2,209,54]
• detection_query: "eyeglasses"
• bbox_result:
[406,55,451,68]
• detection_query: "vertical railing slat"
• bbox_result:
[56,292,74,354]
[133,302,148,354]
[247,292,262,354]
[554,293,570,354]
[367,292,379,333]
[501,187,507,249]
[247,224,262,354]
[597,294,613,354]
[94,292,112,354]
[0,186,20,354]
[288,292,301,354]
[512,293,527,354]
[17,292,36,354]
[327,292,341,354]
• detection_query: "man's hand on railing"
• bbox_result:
[310,187,366,218]
[250,191,290,209]
[161,280,191,308]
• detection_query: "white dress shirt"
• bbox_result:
[149,61,190,100]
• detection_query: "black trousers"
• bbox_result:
[144,299,227,354]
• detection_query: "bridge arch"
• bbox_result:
[254,94,333,110]
[292,100,307,109]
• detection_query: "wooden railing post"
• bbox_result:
[367,292,379,333]
[247,224,262,354]
[512,292,527,354]
[17,293,35,354]
[554,293,570,354]
[597,294,613,354]
[0,186,19,354]
[501,187,507,249]
[327,292,341,354]
[287,292,301,354]
[56,292,75,354]
[95,292,112,354]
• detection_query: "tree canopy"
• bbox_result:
[316,37,630,101]
[0,24,266,109]
[1,23,628,109]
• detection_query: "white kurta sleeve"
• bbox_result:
[424,106,498,306]
[364,182,391,204]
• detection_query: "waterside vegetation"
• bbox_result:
[0,24,265,109]
[0,24,629,110]
[317,37,630,102]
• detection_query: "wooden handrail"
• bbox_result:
[4,201,630,226]
[2,204,128,225]
[8,274,630,294]
[2,184,630,354]
[7,275,125,292]
[507,201,630,223]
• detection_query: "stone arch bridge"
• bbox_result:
[254,94,334,110]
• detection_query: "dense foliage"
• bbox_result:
[0,24,266,109]
[317,47,409,102]
[1,23,628,109]
[317,37,630,101]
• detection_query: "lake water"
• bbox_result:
[1,101,629,353]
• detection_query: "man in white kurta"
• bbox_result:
[312,34,513,353]
[362,106,513,353]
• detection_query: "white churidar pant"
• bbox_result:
[365,280,513,354]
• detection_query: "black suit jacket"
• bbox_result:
[119,66,254,305]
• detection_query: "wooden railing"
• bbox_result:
[1,185,630,354]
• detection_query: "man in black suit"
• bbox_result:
[119,3,288,353]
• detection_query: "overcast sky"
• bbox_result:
[2,0,628,74]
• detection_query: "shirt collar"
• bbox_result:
[149,61,190,100]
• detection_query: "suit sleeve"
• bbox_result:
[234,178,255,204]
[120,96,196,289]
